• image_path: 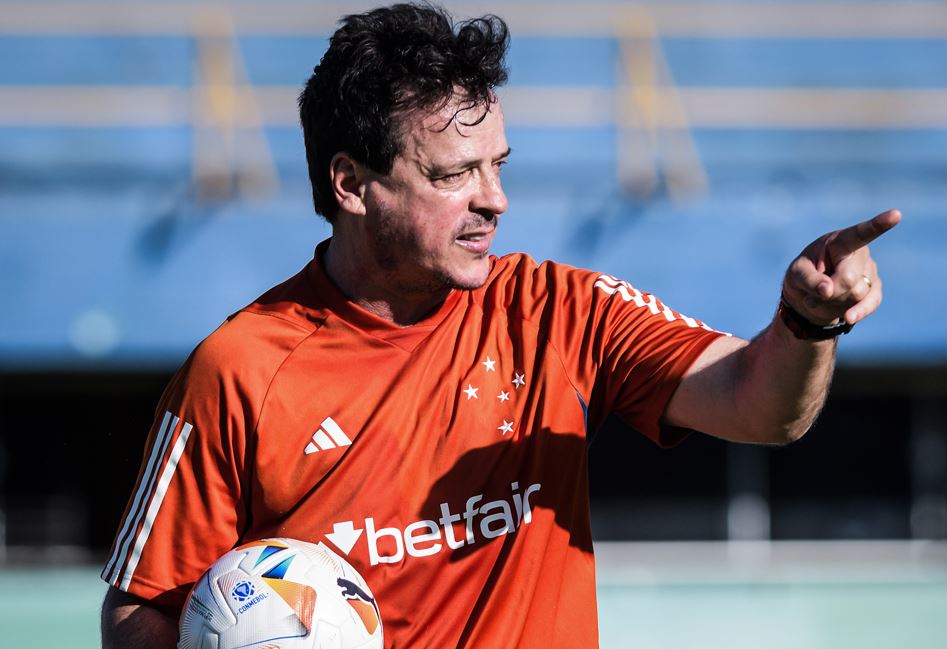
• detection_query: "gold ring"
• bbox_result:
[862,275,872,288]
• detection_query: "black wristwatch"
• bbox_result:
[777,295,854,340]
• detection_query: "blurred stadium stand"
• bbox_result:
[1,0,946,566]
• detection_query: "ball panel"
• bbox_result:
[262,577,318,632]
[348,599,380,636]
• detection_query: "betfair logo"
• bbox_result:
[304,416,352,454]
[325,481,542,566]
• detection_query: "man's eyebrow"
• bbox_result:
[429,147,513,177]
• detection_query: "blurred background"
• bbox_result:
[1,0,945,646]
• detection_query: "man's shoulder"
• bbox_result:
[476,252,605,325]
[185,265,326,388]
[195,310,314,372]
[486,252,596,294]
[241,261,328,332]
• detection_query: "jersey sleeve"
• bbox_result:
[100,332,255,613]
[532,260,726,446]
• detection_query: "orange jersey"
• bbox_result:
[102,242,723,648]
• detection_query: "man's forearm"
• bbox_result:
[739,208,901,442]
[732,316,837,443]
[667,210,899,445]
[101,586,178,649]
[666,318,836,445]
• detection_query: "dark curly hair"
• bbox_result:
[298,3,510,222]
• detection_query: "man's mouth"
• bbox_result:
[455,229,494,253]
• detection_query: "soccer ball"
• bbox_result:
[178,538,383,649]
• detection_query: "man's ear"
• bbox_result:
[330,152,367,216]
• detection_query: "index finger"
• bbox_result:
[827,209,902,257]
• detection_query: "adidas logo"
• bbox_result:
[304,416,352,454]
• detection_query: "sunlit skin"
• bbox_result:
[665,208,901,444]
[325,95,510,325]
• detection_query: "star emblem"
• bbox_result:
[498,420,514,435]
[512,372,526,389]
[497,391,510,402]
[463,384,479,400]
[482,356,497,372]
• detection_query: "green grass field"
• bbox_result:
[599,581,947,648]
[3,542,946,647]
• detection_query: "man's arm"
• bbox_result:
[664,209,901,444]
[101,586,178,649]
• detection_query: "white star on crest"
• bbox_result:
[498,420,514,435]
[512,372,526,389]
[464,384,479,400]
[482,356,497,372]
[497,391,510,402]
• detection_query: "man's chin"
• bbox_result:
[447,260,492,291]
[451,278,489,291]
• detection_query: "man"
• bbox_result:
[101,4,899,648]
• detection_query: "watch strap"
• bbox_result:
[777,295,854,340]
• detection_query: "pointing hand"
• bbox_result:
[782,209,901,326]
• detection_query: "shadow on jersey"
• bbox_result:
[419,426,593,560]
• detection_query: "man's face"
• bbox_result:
[361,97,510,295]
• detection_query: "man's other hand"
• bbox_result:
[101,585,179,649]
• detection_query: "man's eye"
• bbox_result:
[437,170,467,183]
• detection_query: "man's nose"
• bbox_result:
[472,168,508,217]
